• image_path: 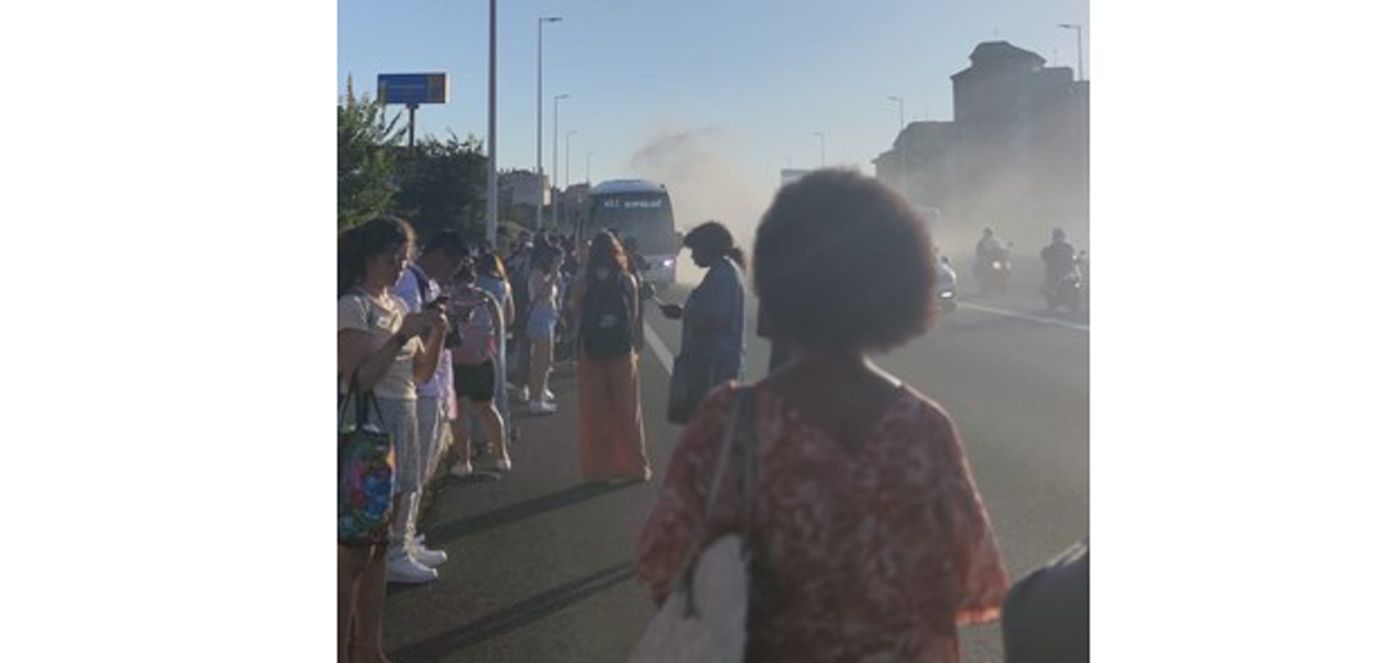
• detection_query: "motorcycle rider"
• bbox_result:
[976,227,1007,265]
[974,227,1011,294]
[1040,227,1078,296]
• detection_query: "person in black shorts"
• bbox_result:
[445,264,511,475]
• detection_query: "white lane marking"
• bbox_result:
[958,302,1090,332]
[643,321,676,376]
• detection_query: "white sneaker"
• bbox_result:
[387,554,439,584]
[528,400,557,415]
[410,539,448,568]
[542,388,557,403]
[478,455,513,473]
[449,459,474,477]
[516,386,531,403]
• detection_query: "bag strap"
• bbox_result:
[339,368,388,431]
[676,387,755,609]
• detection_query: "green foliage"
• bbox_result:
[390,131,487,240]
[338,76,403,230]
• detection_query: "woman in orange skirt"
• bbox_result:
[572,232,651,483]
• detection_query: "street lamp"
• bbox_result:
[565,130,578,189]
[887,96,907,195]
[886,95,905,132]
[536,15,563,228]
[1057,23,1084,82]
[586,150,594,184]
[812,131,826,167]
[486,0,499,246]
[551,93,571,226]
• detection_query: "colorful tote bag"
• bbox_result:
[338,390,396,545]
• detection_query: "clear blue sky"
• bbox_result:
[339,0,1088,226]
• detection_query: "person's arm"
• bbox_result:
[480,292,505,345]
[624,274,640,337]
[413,312,448,384]
[924,408,1010,625]
[501,281,517,327]
[635,386,739,605]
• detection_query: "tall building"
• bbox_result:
[874,40,1088,239]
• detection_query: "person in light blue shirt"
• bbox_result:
[660,221,747,386]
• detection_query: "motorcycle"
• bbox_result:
[974,244,1013,296]
[1043,260,1083,314]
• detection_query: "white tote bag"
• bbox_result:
[629,389,756,663]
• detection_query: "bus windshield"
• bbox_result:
[584,193,676,255]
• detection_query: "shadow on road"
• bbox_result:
[425,482,630,546]
[387,561,636,662]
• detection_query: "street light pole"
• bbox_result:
[886,95,905,132]
[536,15,562,229]
[485,0,499,246]
[813,131,826,167]
[552,93,570,227]
[887,95,906,194]
[565,130,577,190]
[586,150,594,184]
[1057,23,1084,81]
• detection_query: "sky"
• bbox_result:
[338,0,1089,232]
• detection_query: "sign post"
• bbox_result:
[377,73,449,151]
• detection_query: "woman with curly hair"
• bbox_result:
[637,170,1009,662]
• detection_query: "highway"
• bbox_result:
[382,277,1089,662]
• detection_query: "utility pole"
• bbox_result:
[887,96,906,195]
[565,130,577,191]
[1058,23,1084,81]
[551,93,570,227]
[586,150,594,184]
[536,15,562,229]
[813,131,826,167]
[485,0,498,246]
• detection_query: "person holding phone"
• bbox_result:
[389,230,469,582]
[338,216,448,661]
[658,221,747,423]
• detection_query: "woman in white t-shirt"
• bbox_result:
[337,216,447,663]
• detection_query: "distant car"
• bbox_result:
[936,256,958,313]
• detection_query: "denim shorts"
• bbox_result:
[527,307,557,342]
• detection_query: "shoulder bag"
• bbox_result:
[630,387,756,663]
[337,374,397,546]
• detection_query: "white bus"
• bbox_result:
[576,179,680,286]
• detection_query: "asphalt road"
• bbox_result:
[382,279,1088,663]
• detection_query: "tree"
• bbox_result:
[390,131,487,240]
[338,76,403,230]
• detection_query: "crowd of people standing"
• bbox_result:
[338,170,1084,662]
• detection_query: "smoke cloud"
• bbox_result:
[627,122,771,282]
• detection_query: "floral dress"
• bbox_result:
[636,383,1009,662]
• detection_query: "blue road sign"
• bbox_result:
[377,73,449,106]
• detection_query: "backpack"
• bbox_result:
[581,272,634,360]
[453,291,500,365]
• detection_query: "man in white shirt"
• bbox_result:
[388,230,468,584]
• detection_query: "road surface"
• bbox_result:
[382,281,1088,662]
